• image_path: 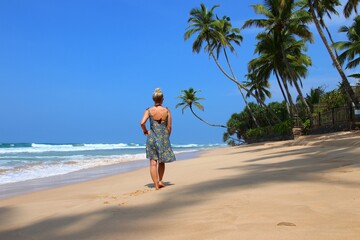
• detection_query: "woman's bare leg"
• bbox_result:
[150,159,159,190]
[158,162,165,188]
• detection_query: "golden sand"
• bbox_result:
[0,131,359,240]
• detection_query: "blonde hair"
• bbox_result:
[152,88,164,103]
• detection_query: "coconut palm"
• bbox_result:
[248,31,295,116]
[175,88,227,128]
[305,86,325,112]
[263,32,312,117]
[242,0,313,48]
[184,3,224,54]
[245,72,273,125]
[344,0,359,18]
[243,0,313,117]
[299,0,341,57]
[306,0,359,106]
[333,16,360,70]
[210,16,260,127]
[211,16,242,58]
[285,38,313,117]
[185,3,281,123]
[245,72,272,104]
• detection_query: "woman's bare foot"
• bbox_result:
[159,181,165,188]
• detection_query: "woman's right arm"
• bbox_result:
[167,109,172,136]
[140,110,149,135]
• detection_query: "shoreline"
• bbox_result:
[0,150,204,200]
[1,131,359,240]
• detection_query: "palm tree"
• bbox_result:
[305,86,325,112]
[333,16,360,70]
[175,88,227,128]
[249,31,296,116]
[299,0,341,58]
[184,3,224,54]
[184,3,281,123]
[243,0,313,117]
[245,72,273,125]
[344,0,359,18]
[245,72,272,104]
[210,16,260,127]
[285,38,313,117]
[306,0,359,106]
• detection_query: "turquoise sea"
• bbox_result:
[0,143,223,185]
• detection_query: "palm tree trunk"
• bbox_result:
[223,50,260,128]
[323,24,340,59]
[308,0,359,107]
[278,43,312,118]
[206,48,282,123]
[280,72,296,118]
[293,79,312,116]
[189,106,227,128]
[274,70,291,115]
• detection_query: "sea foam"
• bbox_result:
[0,142,223,185]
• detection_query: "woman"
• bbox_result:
[140,88,176,190]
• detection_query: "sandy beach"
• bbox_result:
[0,131,359,240]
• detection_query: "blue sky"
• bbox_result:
[0,0,357,144]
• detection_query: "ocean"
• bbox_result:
[0,142,223,186]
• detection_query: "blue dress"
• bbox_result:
[146,108,176,163]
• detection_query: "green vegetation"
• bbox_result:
[183,1,360,145]
[223,101,292,145]
[220,84,350,145]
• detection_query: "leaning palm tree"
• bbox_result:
[333,16,360,71]
[306,0,359,106]
[210,16,260,127]
[184,3,224,54]
[175,88,227,128]
[344,0,359,18]
[184,3,281,123]
[299,0,341,57]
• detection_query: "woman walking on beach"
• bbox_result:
[140,88,176,190]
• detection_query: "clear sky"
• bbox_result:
[0,0,357,144]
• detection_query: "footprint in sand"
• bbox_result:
[124,188,151,197]
[98,188,152,206]
[96,195,122,205]
[277,222,296,227]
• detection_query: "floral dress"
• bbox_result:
[146,108,176,163]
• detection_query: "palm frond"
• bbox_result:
[193,102,205,111]
[344,0,359,18]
